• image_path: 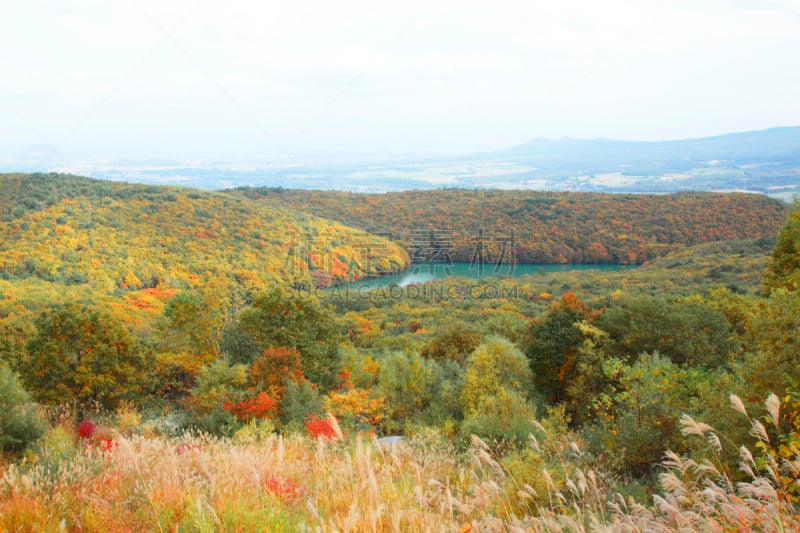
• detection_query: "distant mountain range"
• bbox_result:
[495,126,800,171]
[2,127,799,198]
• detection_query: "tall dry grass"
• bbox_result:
[1,427,488,532]
[1,395,798,532]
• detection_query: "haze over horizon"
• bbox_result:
[2,0,800,160]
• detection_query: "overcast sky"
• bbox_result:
[2,0,800,159]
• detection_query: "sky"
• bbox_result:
[1,0,800,160]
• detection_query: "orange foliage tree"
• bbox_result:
[250,346,304,396]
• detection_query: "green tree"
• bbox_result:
[461,336,536,442]
[525,291,592,403]
[185,358,249,413]
[183,358,249,435]
[736,289,800,403]
[0,365,48,452]
[160,277,240,360]
[0,317,35,371]
[563,321,619,425]
[481,309,528,345]
[161,292,216,357]
[461,336,532,417]
[764,203,800,295]
[23,304,148,410]
[421,320,484,364]
[226,288,343,390]
[586,353,736,478]
[596,295,739,368]
[278,377,324,430]
[377,351,438,427]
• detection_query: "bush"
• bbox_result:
[583,352,736,478]
[251,347,304,395]
[324,388,386,435]
[0,366,47,452]
[461,389,538,444]
[184,358,249,416]
[279,378,324,431]
[305,415,340,439]
[191,403,240,437]
[224,392,279,422]
[377,351,439,428]
[233,418,276,444]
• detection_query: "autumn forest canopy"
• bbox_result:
[1,171,800,531]
[233,187,788,264]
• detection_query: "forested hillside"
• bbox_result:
[234,188,788,263]
[2,173,799,531]
[0,173,409,293]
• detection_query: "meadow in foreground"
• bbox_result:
[2,395,798,533]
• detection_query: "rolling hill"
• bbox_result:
[0,173,409,295]
[233,188,789,264]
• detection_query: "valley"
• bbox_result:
[0,171,798,531]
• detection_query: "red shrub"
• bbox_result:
[305,415,338,439]
[77,419,96,439]
[224,392,279,421]
[77,419,118,456]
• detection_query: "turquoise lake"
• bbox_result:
[337,262,634,292]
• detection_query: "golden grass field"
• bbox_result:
[2,397,799,533]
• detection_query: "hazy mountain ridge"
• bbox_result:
[501,126,800,161]
[3,127,798,197]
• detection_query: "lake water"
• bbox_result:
[338,262,634,292]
